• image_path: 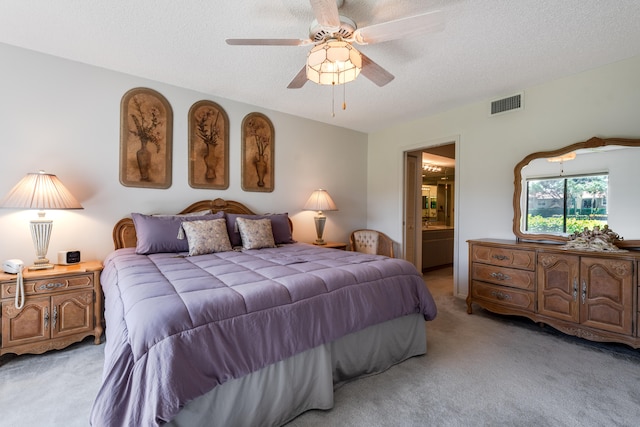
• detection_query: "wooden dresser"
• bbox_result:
[0,261,103,356]
[468,239,640,348]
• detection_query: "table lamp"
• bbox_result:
[303,189,337,245]
[0,171,83,270]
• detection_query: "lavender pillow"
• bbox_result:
[132,211,225,254]
[226,213,295,246]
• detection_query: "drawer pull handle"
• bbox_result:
[52,305,58,329]
[582,280,587,305]
[38,282,65,291]
[490,272,511,281]
[492,254,510,261]
[44,307,49,328]
[573,278,578,302]
[491,290,512,301]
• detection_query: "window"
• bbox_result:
[526,173,608,234]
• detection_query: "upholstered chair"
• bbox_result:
[349,229,394,258]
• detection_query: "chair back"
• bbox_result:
[350,229,394,258]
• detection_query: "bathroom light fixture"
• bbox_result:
[422,163,442,172]
[303,189,338,245]
[0,171,83,270]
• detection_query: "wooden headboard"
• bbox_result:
[112,198,257,250]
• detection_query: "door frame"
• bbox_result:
[402,135,461,295]
[404,152,421,268]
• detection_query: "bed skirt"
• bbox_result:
[166,313,426,427]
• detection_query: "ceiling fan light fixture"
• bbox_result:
[306,39,362,85]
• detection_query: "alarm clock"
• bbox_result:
[58,250,81,265]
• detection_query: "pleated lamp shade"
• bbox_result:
[303,189,338,213]
[1,171,83,210]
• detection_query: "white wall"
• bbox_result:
[368,55,640,297]
[0,43,368,264]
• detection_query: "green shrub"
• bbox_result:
[527,215,607,234]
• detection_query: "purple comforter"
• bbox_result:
[90,243,437,426]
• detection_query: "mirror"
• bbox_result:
[421,147,455,228]
[513,136,640,248]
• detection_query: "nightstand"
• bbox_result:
[314,242,348,250]
[0,261,103,356]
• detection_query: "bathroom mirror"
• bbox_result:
[513,136,640,248]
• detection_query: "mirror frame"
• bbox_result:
[513,136,640,248]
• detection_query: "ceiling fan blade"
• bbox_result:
[360,52,395,87]
[287,66,308,89]
[226,38,311,46]
[309,0,340,31]
[353,10,444,45]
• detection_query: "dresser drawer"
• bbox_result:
[471,281,536,312]
[1,273,93,298]
[472,245,536,270]
[472,264,535,290]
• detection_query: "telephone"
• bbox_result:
[3,259,24,274]
[3,259,25,309]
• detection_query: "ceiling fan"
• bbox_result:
[226,0,444,89]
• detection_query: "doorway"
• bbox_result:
[404,142,456,290]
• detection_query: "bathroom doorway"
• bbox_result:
[404,142,456,278]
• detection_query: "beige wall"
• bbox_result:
[0,43,368,263]
[368,55,640,296]
[3,42,639,299]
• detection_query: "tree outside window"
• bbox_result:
[526,174,608,234]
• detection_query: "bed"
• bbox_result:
[90,198,437,427]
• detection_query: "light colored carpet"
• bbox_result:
[2,267,640,426]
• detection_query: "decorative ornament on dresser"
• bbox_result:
[188,100,229,189]
[560,225,626,252]
[119,87,173,188]
[241,112,274,192]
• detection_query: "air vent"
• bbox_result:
[490,92,523,116]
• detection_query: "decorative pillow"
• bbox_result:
[132,211,224,255]
[235,217,276,250]
[226,213,294,246]
[179,219,232,256]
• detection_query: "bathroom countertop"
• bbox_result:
[422,225,454,231]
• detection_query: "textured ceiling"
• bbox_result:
[2,0,640,133]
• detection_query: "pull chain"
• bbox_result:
[331,82,335,117]
[343,81,347,110]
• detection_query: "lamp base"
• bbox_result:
[30,219,54,271]
[28,262,54,271]
[29,257,54,270]
[313,215,327,246]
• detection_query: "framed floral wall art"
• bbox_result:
[119,87,173,188]
[241,112,274,192]
[188,100,229,189]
